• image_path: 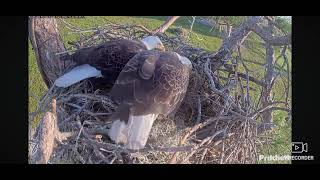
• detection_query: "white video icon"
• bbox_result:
[292,142,308,153]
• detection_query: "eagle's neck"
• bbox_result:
[140,38,157,50]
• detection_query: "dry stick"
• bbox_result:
[233,58,239,105]
[93,147,111,164]
[58,100,90,127]
[109,156,117,164]
[195,95,202,124]
[236,76,246,109]
[187,16,196,39]
[220,122,233,164]
[226,142,242,163]
[82,139,125,152]
[220,121,241,164]
[75,120,111,164]
[60,20,107,47]
[242,58,265,66]
[248,138,258,163]
[58,18,88,32]
[204,58,217,89]
[281,47,291,106]
[248,126,258,163]
[153,16,180,34]
[209,99,256,124]
[84,135,192,154]
[65,103,108,121]
[55,46,93,55]
[249,101,289,119]
[169,117,231,164]
[74,148,86,164]
[216,69,221,86]
[99,29,108,42]
[66,29,97,34]
[240,121,249,163]
[133,25,153,34]
[273,46,287,76]
[199,148,208,164]
[219,135,226,164]
[224,141,241,163]
[100,148,114,153]
[75,24,149,45]
[254,80,266,111]
[237,46,251,110]
[181,129,225,164]
[143,145,193,153]
[74,119,84,150]
[277,75,288,103]
[29,85,56,123]
[205,62,247,116]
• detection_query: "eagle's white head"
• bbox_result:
[140,36,165,51]
[174,52,193,70]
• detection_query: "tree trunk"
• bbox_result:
[259,19,275,133]
[29,16,76,163]
[29,16,74,88]
[153,16,180,34]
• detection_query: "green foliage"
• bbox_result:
[275,16,291,34]
[28,41,47,128]
[258,111,292,164]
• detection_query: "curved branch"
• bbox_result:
[210,16,263,72]
[221,66,267,88]
[249,23,291,46]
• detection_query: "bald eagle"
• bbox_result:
[54,36,165,89]
[108,50,192,150]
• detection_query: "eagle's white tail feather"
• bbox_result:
[108,114,158,150]
[54,64,102,87]
[108,119,128,144]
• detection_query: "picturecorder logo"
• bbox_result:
[292,142,308,153]
[259,142,314,162]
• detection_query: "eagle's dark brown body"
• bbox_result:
[70,39,147,90]
[108,50,192,149]
[110,50,191,122]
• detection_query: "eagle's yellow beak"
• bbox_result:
[155,44,166,51]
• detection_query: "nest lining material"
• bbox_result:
[29,22,259,164]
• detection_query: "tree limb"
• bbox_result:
[209,16,263,72]
[249,23,291,46]
[221,65,267,88]
[153,16,180,34]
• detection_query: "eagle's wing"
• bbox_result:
[54,39,146,88]
[110,50,190,116]
[108,50,191,150]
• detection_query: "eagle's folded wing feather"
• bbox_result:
[109,50,191,150]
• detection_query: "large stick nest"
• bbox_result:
[29,21,264,164]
